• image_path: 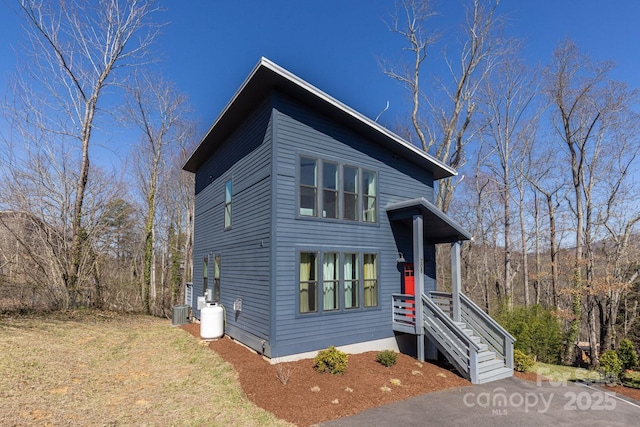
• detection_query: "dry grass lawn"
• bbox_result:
[0,311,292,426]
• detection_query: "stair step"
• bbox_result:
[477,350,496,363]
[478,358,505,374]
[476,367,513,384]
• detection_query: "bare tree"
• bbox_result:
[8,0,160,307]
[381,0,508,212]
[126,72,190,315]
[545,38,640,367]
[481,54,537,308]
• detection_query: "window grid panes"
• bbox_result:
[343,166,358,221]
[299,157,317,216]
[299,252,318,313]
[298,156,376,224]
[362,170,377,223]
[213,255,221,302]
[202,257,208,296]
[224,180,232,228]
[344,253,359,309]
[323,162,339,219]
[299,250,377,314]
[364,253,378,307]
[322,253,339,310]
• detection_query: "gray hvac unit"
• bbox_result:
[171,304,190,326]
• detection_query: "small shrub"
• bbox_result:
[376,350,398,367]
[617,339,638,371]
[314,346,348,375]
[274,361,294,385]
[600,350,623,382]
[621,371,640,389]
[496,305,562,364]
[513,349,535,372]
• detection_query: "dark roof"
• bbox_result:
[183,57,457,180]
[386,198,473,243]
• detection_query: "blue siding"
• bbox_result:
[191,90,440,358]
[269,93,437,357]
[192,99,273,348]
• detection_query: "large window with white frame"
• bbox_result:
[298,250,378,314]
[298,155,377,223]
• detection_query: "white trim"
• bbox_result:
[267,337,400,364]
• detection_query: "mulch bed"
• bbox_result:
[180,323,470,426]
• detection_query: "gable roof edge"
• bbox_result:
[183,57,457,180]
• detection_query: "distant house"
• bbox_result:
[183,58,514,384]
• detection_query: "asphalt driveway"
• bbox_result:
[318,376,640,426]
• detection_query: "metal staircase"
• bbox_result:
[392,292,515,384]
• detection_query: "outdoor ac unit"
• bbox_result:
[171,305,189,326]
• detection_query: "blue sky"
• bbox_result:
[1,0,639,165]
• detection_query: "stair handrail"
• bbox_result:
[459,293,515,369]
[421,293,480,352]
[459,293,515,342]
[421,293,479,382]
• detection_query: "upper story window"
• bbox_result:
[362,170,377,223]
[323,162,339,219]
[299,157,317,217]
[224,180,232,228]
[298,155,377,224]
[343,166,358,221]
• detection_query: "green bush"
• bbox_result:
[495,304,562,364]
[617,339,638,371]
[376,350,398,367]
[621,370,640,389]
[513,349,535,372]
[600,350,623,381]
[314,346,348,375]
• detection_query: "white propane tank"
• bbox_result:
[200,303,224,339]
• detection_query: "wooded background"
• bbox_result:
[1,0,638,368]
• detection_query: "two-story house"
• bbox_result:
[182,58,514,384]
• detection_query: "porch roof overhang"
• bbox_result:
[386,198,473,244]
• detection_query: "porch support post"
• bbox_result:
[451,241,462,323]
[413,215,425,362]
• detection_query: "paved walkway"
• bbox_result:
[318,377,640,426]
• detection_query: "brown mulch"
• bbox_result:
[180,323,470,426]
